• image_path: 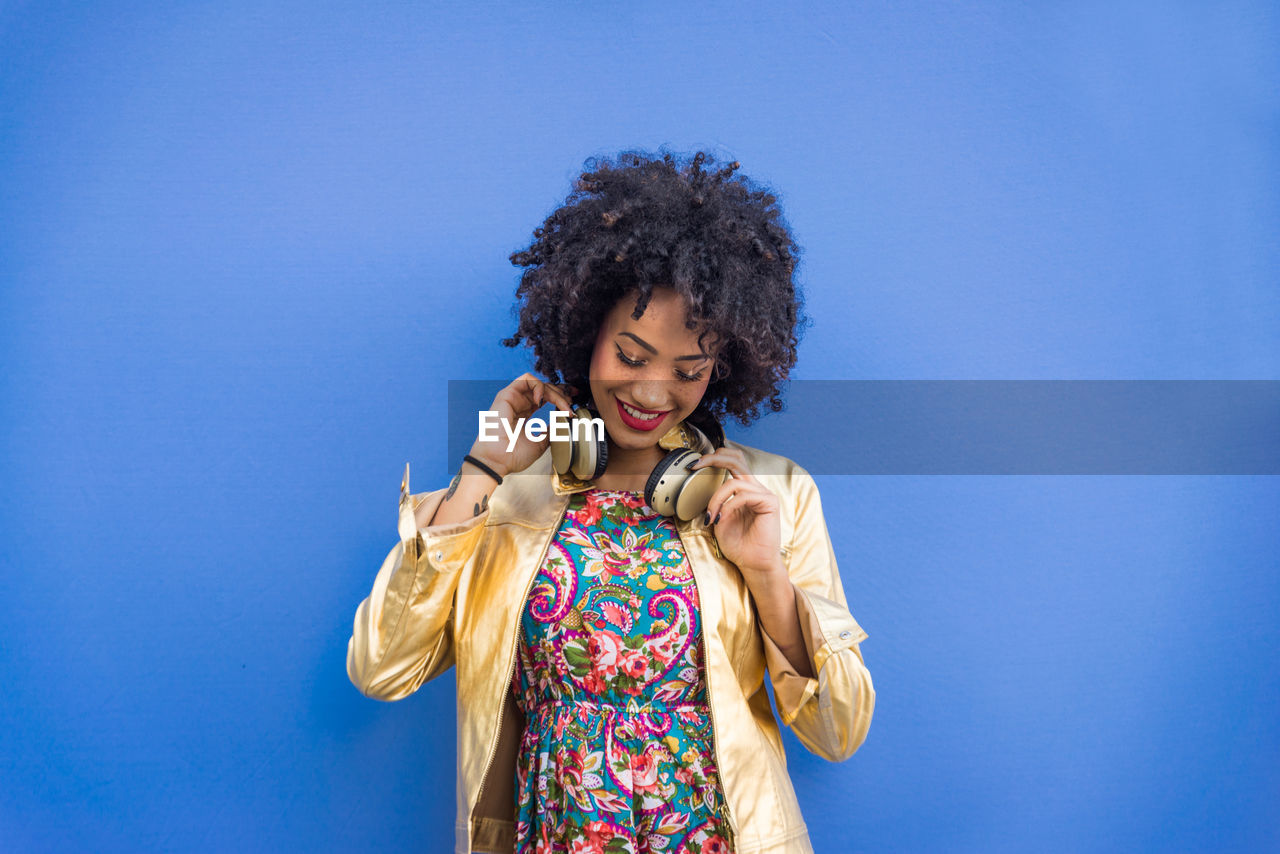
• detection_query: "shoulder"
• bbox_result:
[722,441,833,565]
[722,438,813,483]
[720,438,824,524]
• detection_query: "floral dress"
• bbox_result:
[512,488,735,854]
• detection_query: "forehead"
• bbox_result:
[605,287,705,341]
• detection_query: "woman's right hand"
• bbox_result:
[467,373,576,477]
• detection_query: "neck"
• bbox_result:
[591,439,665,492]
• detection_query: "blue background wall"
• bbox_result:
[2,2,1277,851]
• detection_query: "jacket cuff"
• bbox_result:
[762,583,869,726]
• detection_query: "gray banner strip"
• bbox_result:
[447,380,1280,475]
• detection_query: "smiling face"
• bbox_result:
[587,286,717,455]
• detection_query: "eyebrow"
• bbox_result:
[618,332,710,362]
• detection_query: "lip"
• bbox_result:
[615,398,671,432]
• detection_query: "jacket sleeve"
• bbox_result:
[758,468,876,762]
[346,462,489,702]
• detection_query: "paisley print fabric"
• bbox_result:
[512,488,734,854]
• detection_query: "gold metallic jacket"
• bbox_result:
[346,439,875,854]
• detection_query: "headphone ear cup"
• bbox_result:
[645,449,699,517]
[570,406,609,481]
[586,428,607,479]
[550,411,575,475]
[672,462,727,522]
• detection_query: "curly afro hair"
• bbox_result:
[503,149,809,429]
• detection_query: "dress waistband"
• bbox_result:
[526,694,707,718]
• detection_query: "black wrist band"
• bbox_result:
[462,454,504,486]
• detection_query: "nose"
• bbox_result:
[629,380,670,411]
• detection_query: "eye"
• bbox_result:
[615,345,644,367]
[675,369,705,383]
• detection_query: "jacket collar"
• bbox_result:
[550,466,594,496]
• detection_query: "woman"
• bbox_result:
[346,151,875,854]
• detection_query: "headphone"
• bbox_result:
[549,403,728,521]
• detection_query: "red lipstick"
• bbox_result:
[615,398,670,432]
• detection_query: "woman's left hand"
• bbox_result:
[692,447,785,581]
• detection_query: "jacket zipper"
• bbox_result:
[691,528,740,842]
[471,495,570,847]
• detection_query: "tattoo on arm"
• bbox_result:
[444,471,461,501]
[473,493,489,518]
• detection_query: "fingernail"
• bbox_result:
[713,512,721,524]
[703,512,711,525]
